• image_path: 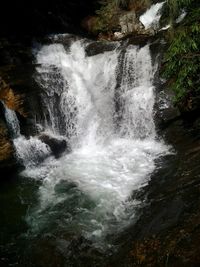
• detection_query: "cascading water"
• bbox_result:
[115,46,156,139]
[17,38,169,247]
[2,104,51,169]
[6,36,169,257]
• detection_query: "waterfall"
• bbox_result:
[2,104,51,169]
[11,37,169,245]
[35,41,157,144]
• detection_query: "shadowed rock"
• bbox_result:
[39,134,71,158]
[85,41,118,57]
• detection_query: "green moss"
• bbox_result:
[162,0,200,110]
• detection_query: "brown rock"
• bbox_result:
[0,77,26,117]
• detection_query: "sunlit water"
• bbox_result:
[140,2,165,29]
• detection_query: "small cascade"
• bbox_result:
[3,104,20,138]
[2,103,51,169]
[140,2,165,29]
[116,45,156,139]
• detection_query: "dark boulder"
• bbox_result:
[39,134,71,158]
[85,41,118,57]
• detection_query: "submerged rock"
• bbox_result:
[39,134,71,158]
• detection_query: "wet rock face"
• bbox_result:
[0,37,45,134]
[0,39,44,173]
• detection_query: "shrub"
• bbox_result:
[162,0,200,110]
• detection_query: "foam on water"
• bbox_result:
[14,136,51,168]
[24,138,167,246]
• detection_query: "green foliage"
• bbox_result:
[162,0,200,109]
[93,1,120,33]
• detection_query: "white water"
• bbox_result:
[14,136,51,168]
[140,2,165,29]
[176,10,187,24]
[8,38,169,244]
